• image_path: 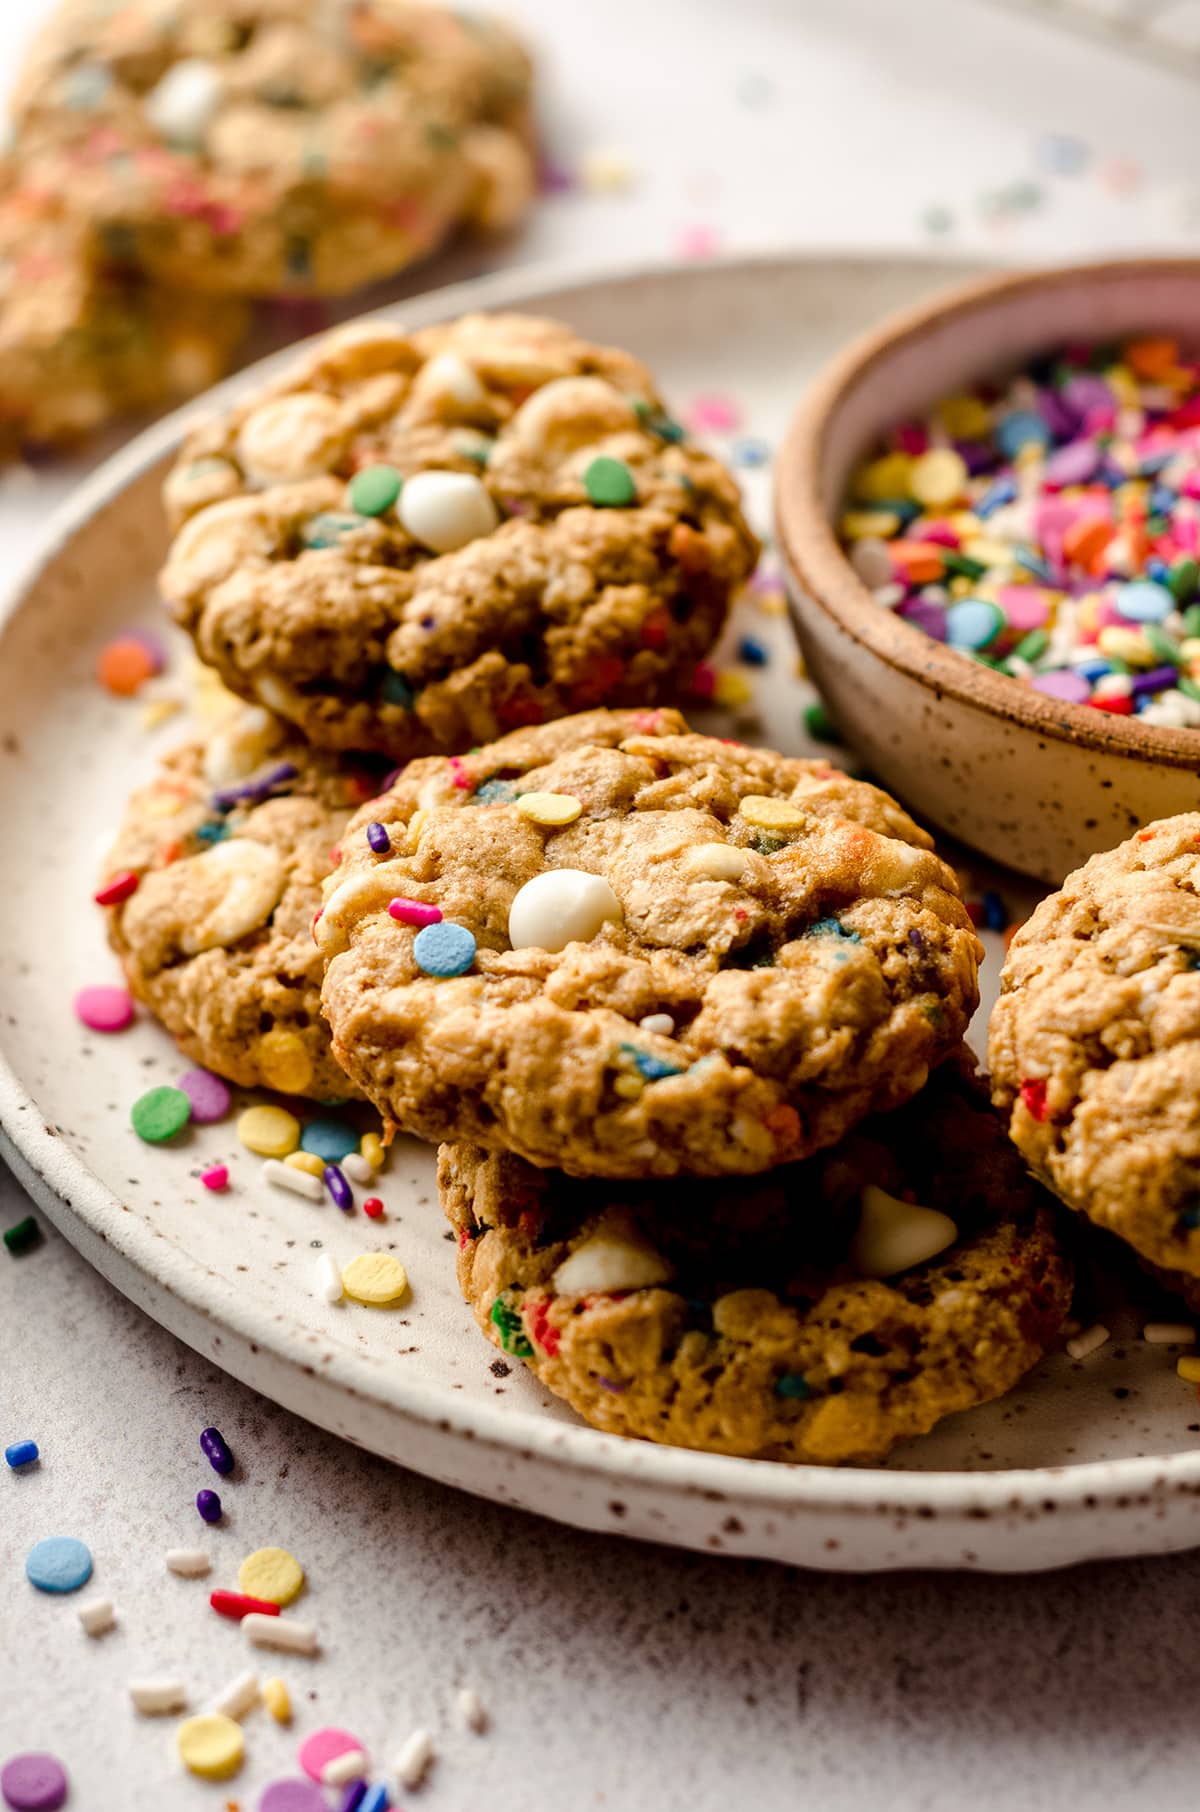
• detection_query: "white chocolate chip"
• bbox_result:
[682,842,748,882]
[179,839,287,954]
[508,376,638,454]
[202,705,279,785]
[399,469,499,552]
[236,392,347,484]
[415,351,487,409]
[508,868,623,953]
[144,58,223,145]
[163,496,281,594]
[849,1184,958,1279]
[552,1211,672,1296]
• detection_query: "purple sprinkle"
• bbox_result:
[596,1376,628,1394]
[1131,664,1178,697]
[259,1783,329,1812]
[907,928,926,952]
[1061,372,1113,418]
[952,438,994,478]
[196,1487,222,1524]
[200,1425,234,1475]
[179,1068,231,1124]
[0,1753,69,1811]
[897,598,947,641]
[366,821,391,855]
[212,761,298,812]
[380,765,405,792]
[1036,386,1076,441]
[339,1784,369,1812]
[1044,439,1100,488]
[1031,669,1092,704]
[324,1163,353,1211]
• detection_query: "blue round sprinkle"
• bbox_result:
[1115,580,1172,624]
[994,409,1051,460]
[300,1117,360,1163]
[413,921,476,978]
[25,1536,93,1593]
[945,598,1003,650]
[5,1439,39,1469]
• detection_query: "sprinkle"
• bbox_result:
[74,976,133,1030]
[256,1029,315,1094]
[5,1439,39,1468]
[212,1668,259,1722]
[243,1612,318,1655]
[4,1216,40,1255]
[197,1488,223,1524]
[238,1104,301,1158]
[200,1424,234,1475]
[94,868,139,906]
[176,1712,245,1779]
[211,760,298,812]
[341,1251,408,1305]
[316,1252,343,1303]
[0,1754,69,1811]
[239,1546,304,1607]
[358,1788,388,1812]
[179,1068,231,1122]
[1143,1321,1195,1344]
[413,920,476,976]
[200,1164,229,1192]
[25,1536,92,1594]
[77,1596,116,1636]
[393,1729,434,1790]
[360,1132,385,1169]
[212,1588,280,1620]
[128,1678,188,1715]
[342,1152,374,1183]
[349,465,402,517]
[262,1677,292,1723]
[366,820,391,854]
[259,1783,326,1812]
[131,1084,192,1143]
[583,455,637,507]
[457,1687,488,1733]
[803,701,839,743]
[516,790,583,826]
[739,794,806,831]
[97,636,157,695]
[323,1752,370,1788]
[736,635,769,666]
[1177,1356,1200,1383]
[300,1118,359,1163]
[263,1158,323,1201]
[324,1163,353,1210]
[1065,1323,1110,1361]
[362,1196,384,1219]
[287,1150,326,1178]
[165,1548,210,1577]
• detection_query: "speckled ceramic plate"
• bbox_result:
[4,250,1200,1573]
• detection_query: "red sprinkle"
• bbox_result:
[1019,1078,1049,1121]
[94,869,139,906]
[524,1293,561,1357]
[210,1590,281,1621]
[362,1196,384,1219]
[200,1165,229,1192]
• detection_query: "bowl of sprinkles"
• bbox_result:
[776,259,1200,883]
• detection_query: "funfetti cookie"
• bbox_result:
[991,813,1200,1287]
[441,1060,1073,1466]
[100,705,386,1098]
[317,709,982,1179]
[159,313,761,758]
[11,0,535,298]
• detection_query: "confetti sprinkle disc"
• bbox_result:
[239,1547,305,1607]
[341,1252,408,1306]
[237,1104,301,1158]
[0,1753,68,1811]
[131,1084,191,1143]
[25,1536,93,1594]
[259,1782,326,1812]
[298,1729,364,1784]
[176,1713,245,1780]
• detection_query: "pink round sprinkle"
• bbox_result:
[996,586,1051,632]
[388,897,442,928]
[297,1730,363,1784]
[178,1069,231,1123]
[74,984,134,1033]
[1031,669,1092,704]
[685,392,741,434]
[200,1165,229,1192]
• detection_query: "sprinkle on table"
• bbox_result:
[200,1425,234,1475]
[131,1084,192,1143]
[300,1118,359,1163]
[176,1712,245,1779]
[239,1546,305,1606]
[341,1252,408,1306]
[74,984,135,1032]
[196,1488,223,1525]
[1065,1323,1110,1361]
[25,1536,93,1594]
[0,1753,69,1811]
[1143,1321,1196,1344]
[179,1068,231,1123]
[4,1216,41,1256]
[237,1104,301,1158]
[5,1440,39,1469]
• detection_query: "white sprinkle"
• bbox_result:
[323,1750,370,1787]
[871,581,905,609]
[263,1158,323,1201]
[165,1547,211,1577]
[1143,1321,1196,1345]
[316,1251,344,1304]
[457,1687,487,1733]
[342,1152,374,1184]
[1066,1323,1110,1361]
[394,1728,435,1789]
[77,1597,115,1637]
[212,1668,259,1721]
[638,1013,675,1037]
[243,1612,318,1655]
[129,1678,188,1715]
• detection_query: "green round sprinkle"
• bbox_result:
[803,700,840,744]
[1170,559,1200,605]
[380,669,414,708]
[348,464,403,517]
[583,455,637,508]
[3,1215,40,1255]
[131,1085,192,1144]
[301,511,364,549]
[775,1372,811,1399]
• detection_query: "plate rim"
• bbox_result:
[5,240,1196,1527]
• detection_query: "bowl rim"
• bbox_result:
[774,255,1200,768]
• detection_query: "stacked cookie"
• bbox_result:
[100,310,1074,1467]
[0,0,536,453]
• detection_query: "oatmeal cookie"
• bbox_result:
[441,1061,1072,1465]
[158,313,760,756]
[990,814,1200,1280]
[318,708,981,1177]
[101,705,386,1096]
[11,0,535,298]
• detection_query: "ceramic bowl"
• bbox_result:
[775,258,1200,884]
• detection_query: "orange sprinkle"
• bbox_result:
[764,1104,801,1147]
[887,540,945,584]
[1062,516,1114,569]
[1125,337,1179,380]
[97,636,156,696]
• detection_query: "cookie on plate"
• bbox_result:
[318,708,982,1177]
[991,813,1200,1285]
[440,1061,1073,1465]
[0,183,245,453]
[11,0,535,298]
[159,313,761,756]
[101,704,387,1097]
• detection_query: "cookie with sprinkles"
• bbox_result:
[441,1059,1072,1464]
[100,704,384,1097]
[318,708,981,1178]
[0,182,244,455]
[10,0,535,298]
[159,313,760,757]
[991,813,1200,1287]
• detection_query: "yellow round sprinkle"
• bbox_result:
[935,393,990,440]
[176,1713,245,1780]
[341,1252,408,1306]
[613,1075,645,1099]
[238,1546,305,1606]
[1178,1356,1200,1384]
[851,451,912,502]
[285,1150,325,1177]
[839,508,901,541]
[713,670,753,708]
[237,1104,301,1159]
[256,1029,314,1095]
[360,1131,385,1170]
[739,795,807,832]
[261,1677,291,1724]
[1098,625,1156,667]
[516,791,583,827]
[908,447,968,509]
